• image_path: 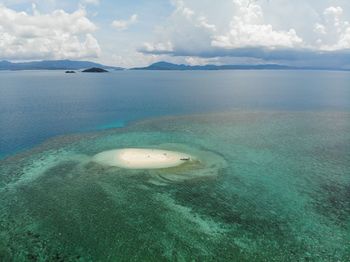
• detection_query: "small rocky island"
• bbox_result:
[65,70,76,73]
[82,67,108,73]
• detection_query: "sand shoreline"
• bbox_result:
[92,148,192,169]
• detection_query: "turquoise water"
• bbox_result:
[1,111,349,261]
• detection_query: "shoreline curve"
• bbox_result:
[92,148,192,169]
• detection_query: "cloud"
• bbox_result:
[211,0,303,49]
[197,16,216,32]
[2,0,350,68]
[110,52,164,68]
[185,56,211,66]
[138,0,350,68]
[172,0,194,19]
[0,4,101,60]
[138,0,218,58]
[82,0,100,5]
[140,0,304,57]
[314,23,326,35]
[314,6,350,51]
[111,14,138,31]
[324,6,343,20]
[171,0,215,31]
[142,41,174,53]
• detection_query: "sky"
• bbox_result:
[1,0,350,68]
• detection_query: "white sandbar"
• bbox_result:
[93,148,192,169]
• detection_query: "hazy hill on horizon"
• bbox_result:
[0,59,123,71]
[131,61,293,70]
[1,60,350,71]
[131,61,350,71]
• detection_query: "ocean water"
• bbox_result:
[1,70,349,157]
[0,70,350,261]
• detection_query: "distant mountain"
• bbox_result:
[0,60,123,70]
[131,61,350,71]
[132,61,294,70]
[2,60,348,71]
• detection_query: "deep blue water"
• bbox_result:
[1,70,349,157]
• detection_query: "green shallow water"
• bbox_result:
[0,111,350,261]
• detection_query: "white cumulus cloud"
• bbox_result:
[314,23,326,35]
[211,0,303,49]
[314,6,350,51]
[111,14,138,31]
[140,0,305,62]
[142,41,174,53]
[0,4,101,60]
[197,16,216,32]
[172,0,194,19]
[171,0,215,31]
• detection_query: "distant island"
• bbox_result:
[0,59,122,71]
[132,61,289,70]
[65,70,76,74]
[1,59,349,72]
[131,61,350,71]
[82,67,108,73]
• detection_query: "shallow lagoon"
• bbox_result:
[1,111,349,261]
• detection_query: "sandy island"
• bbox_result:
[93,148,192,169]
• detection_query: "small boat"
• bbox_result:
[180,157,190,161]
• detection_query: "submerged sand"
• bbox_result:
[92,148,192,169]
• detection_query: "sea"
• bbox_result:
[0,70,349,261]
